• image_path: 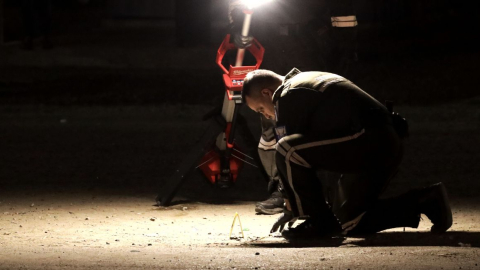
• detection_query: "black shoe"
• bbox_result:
[281,216,342,240]
[255,191,284,215]
[418,182,453,233]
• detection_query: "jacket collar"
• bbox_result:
[283,67,301,82]
[272,68,301,102]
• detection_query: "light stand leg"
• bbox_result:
[217,101,241,188]
[156,116,225,206]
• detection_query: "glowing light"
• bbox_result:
[241,0,273,10]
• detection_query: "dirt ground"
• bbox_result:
[0,101,479,270]
[1,22,480,269]
[0,189,479,270]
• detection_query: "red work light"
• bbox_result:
[157,7,266,206]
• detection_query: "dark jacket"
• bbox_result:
[273,68,391,140]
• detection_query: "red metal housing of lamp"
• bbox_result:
[198,34,265,185]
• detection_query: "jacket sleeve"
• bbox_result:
[258,115,280,183]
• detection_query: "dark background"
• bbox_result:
[1,0,478,105]
[0,0,478,202]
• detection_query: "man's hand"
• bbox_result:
[270,209,297,233]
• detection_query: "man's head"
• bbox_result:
[242,69,283,120]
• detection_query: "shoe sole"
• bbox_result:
[281,224,338,240]
[254,205,283,215]
[430,182,453,233]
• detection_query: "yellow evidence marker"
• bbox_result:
[229,212,245,239]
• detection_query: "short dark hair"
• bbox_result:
[241,69,282,101]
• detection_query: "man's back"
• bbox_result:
[274,69,390,139]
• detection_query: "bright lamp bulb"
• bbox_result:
[241,0,273,9]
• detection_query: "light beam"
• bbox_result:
[241,0,273,10]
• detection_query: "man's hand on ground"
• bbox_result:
[270,209,297,233]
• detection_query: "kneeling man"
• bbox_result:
[242,68,452,238]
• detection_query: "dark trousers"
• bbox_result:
[276,124,420,234]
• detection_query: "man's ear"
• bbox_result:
[260,88,273,99]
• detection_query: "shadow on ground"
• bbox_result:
[245,232,480,248]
